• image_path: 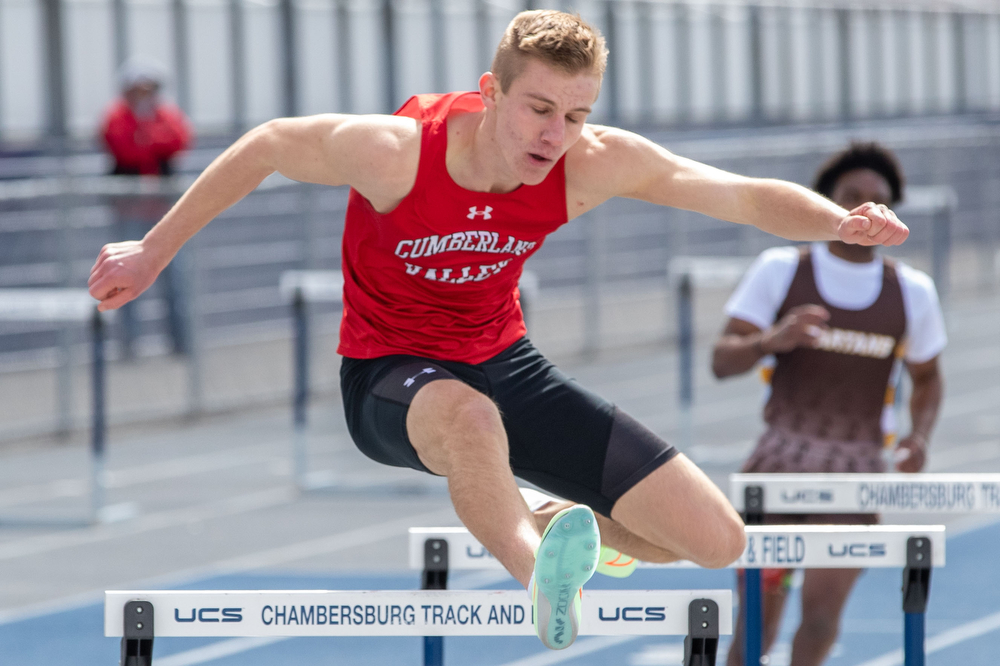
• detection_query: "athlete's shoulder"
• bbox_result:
[261,112,422,206]
[564,125,663,197]
[732,246,800,293]
[893,260,940,303]
[893,260,934,288]
[335,113,421,152]
[567,124,652,164]
[754,245,801,270]
[332,113,422,191]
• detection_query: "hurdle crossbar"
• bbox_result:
[730,473,1000,514]
[105,589,732,638]
[409,525,945,571]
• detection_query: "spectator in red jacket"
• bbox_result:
[102,62,193,358]
[101,62,192,175]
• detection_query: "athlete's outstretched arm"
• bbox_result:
[572,127,908,246]
[88,114,419,311]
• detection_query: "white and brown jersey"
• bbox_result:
[763,247,906,448]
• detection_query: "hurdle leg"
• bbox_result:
[902,537,932,666]
[90,308,107,524]
[292,287,310,490]
[742,485,764,666]
[904,613,924,666]
[684,599,720,666]
[743,570,762,666]
[120,601,154,666]
[677,273,694,452]
[423,538,449,666]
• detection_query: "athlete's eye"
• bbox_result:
[566,115,582,125]
[532,107,549,116]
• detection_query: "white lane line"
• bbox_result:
[170,507,457,577]
[941,386,1000,420]
[0,506,458,624]
[929,440,1000,471]
[853,609,1000,666]
[0,486,297,561]
[0,477,87,508]
[156,637,288,666]
[103,446,280,488]
[0,445,279,509]
[498,636,638,666]
[629,642,685,666]
[687,440,754,465]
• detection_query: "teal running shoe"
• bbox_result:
[531,504,600,650]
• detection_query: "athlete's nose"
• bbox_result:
[540,117,565,147]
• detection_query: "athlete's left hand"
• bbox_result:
[837,202,909,247]
[893,434,927,473]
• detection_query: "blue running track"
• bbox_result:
[4,520,1000,666]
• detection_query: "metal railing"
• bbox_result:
[10,0,1000,142]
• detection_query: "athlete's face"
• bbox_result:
[483,60,599,185]
[830,168,894,210]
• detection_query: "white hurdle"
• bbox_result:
[407,525,946,572]
[407,524,942,666]
[730,472,1000,514]
[105,589,731,637]
[728,473,989,666]
[409,521,944,666]
[106,588,731,666]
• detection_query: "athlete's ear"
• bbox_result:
[480,72,499,110]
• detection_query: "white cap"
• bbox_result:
[119,58,167,91]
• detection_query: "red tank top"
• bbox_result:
[337,92,569,363]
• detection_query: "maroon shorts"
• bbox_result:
[740,426,881,588]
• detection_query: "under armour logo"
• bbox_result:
[467,206,492,220]
[403,368,436,387]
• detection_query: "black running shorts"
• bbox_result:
[340,337,678,517]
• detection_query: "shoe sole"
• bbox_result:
[533,505,600,650]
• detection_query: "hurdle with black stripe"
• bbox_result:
[108,587,729,666]
[409,523,945,666]
[414,533,727,666]
[729,473,1000,666]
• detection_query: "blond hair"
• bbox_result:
[490,10,608,93]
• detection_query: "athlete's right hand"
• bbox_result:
[760,304,830,354]
[88,240,164,312]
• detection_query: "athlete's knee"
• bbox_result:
[448,393,505,444]
[695,513,746,569]
[410,380,506,460]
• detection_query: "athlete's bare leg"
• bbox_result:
[407,379,540,588]
[407,380,744,586]
[530,500,678,563]
[726,581,790,666]
[611,454,747,569]
[790,568,862,666]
